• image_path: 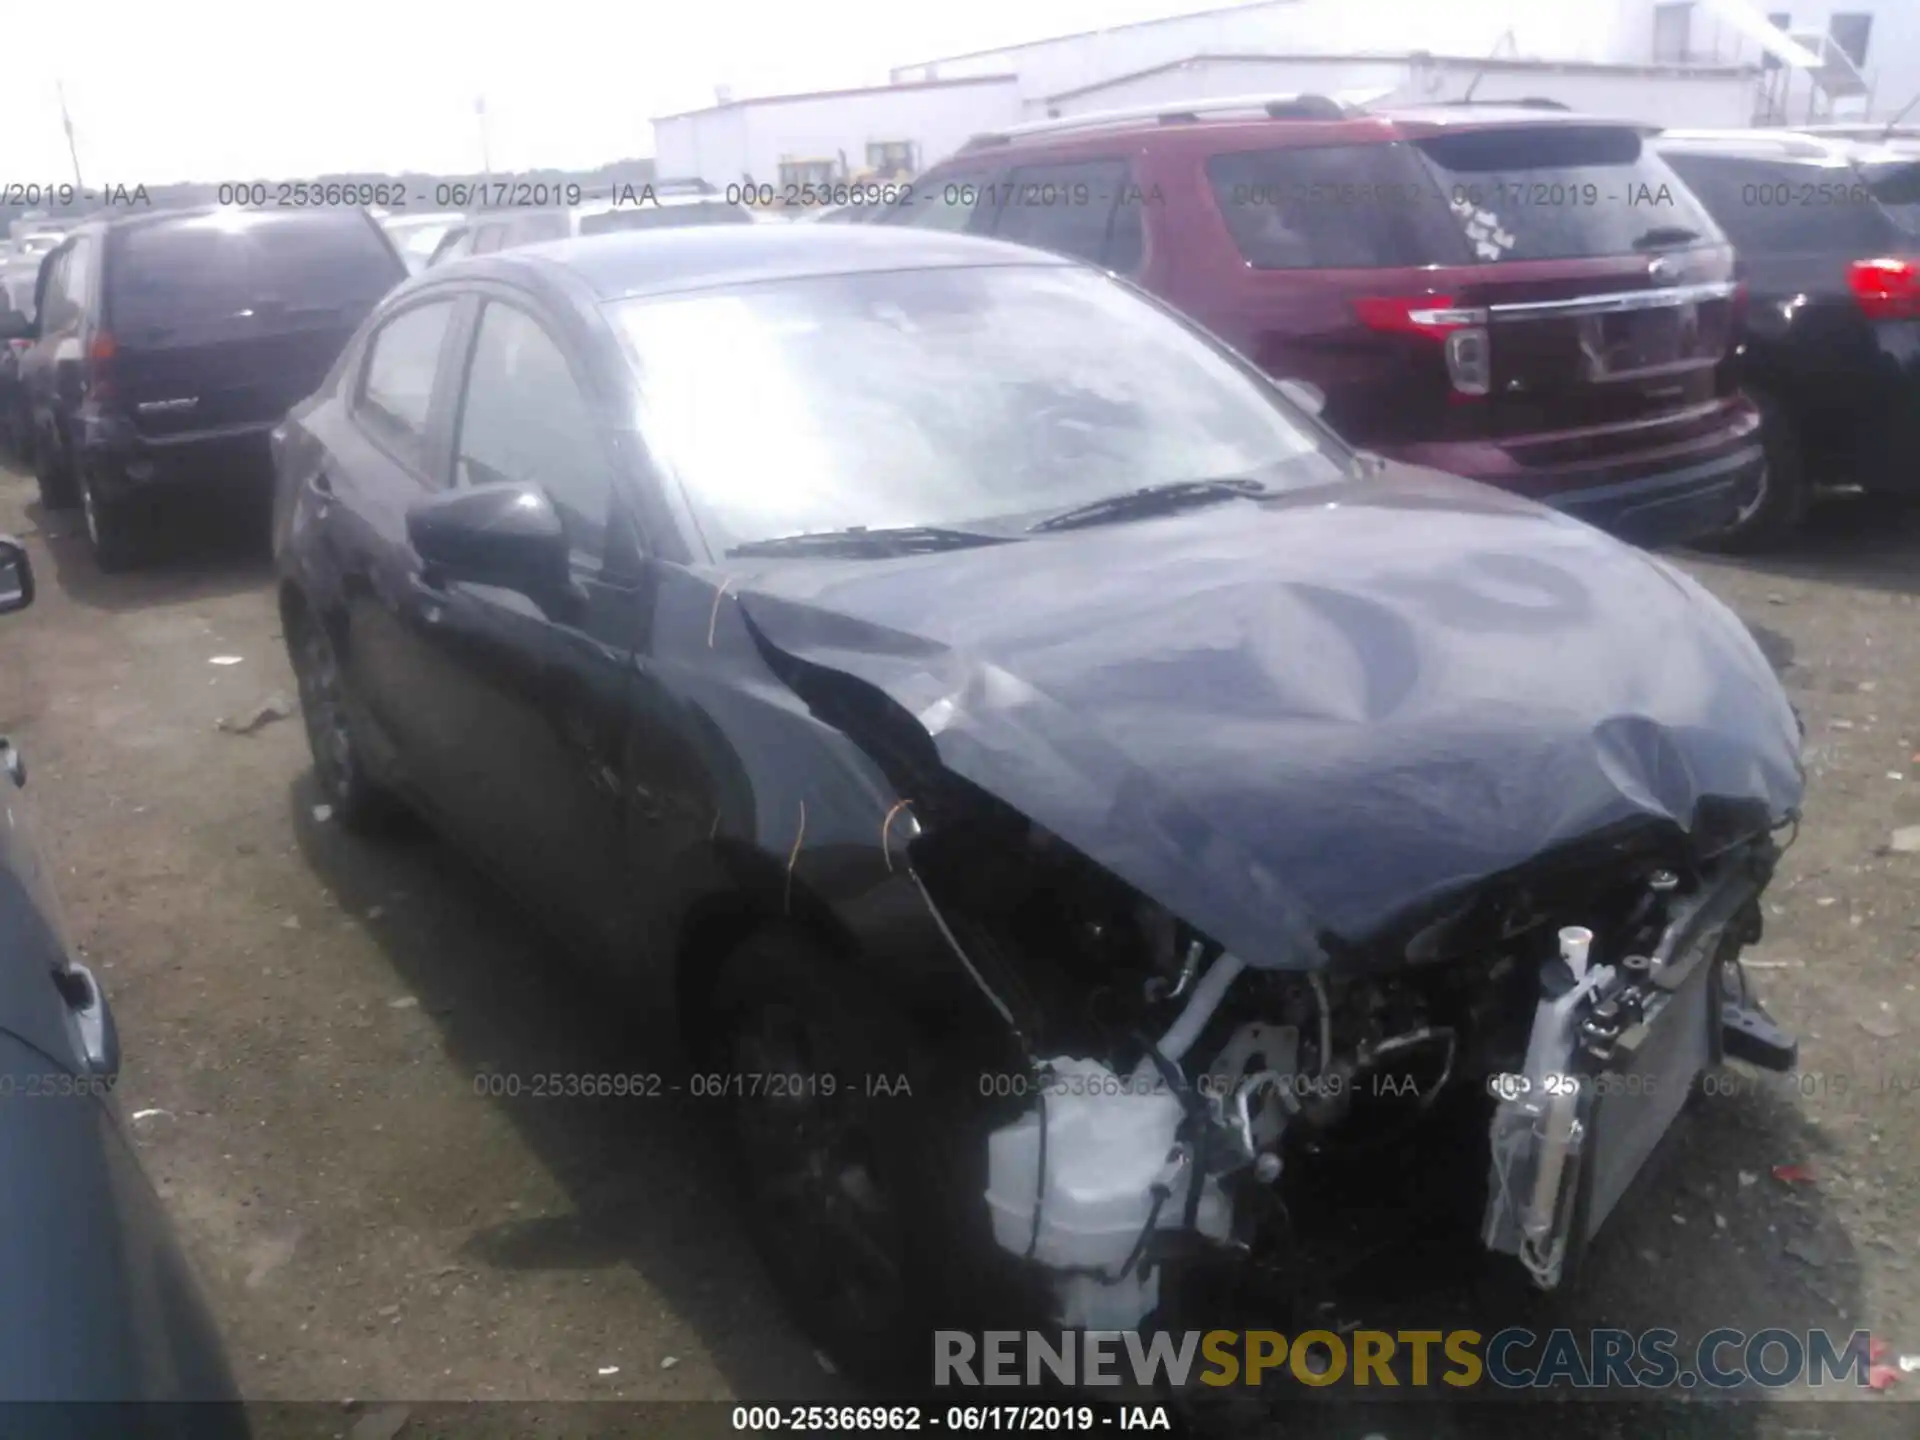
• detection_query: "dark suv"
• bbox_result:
[1655,130,1920,546]
[894,98,1763,548]
[4,208,406,569]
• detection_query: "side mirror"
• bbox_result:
[406,483,569,598]
[0,537,34,615]
[0,308,33,343]
[1275,378,1326,418]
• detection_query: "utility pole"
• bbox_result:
[57,80,84,190]
[476,96,491,183]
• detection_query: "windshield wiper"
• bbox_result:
[1631,226,1702,251]
[726,525,1012,559]
[1028,477,1272,533]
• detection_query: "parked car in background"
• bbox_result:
[378,210,466,275]
[0,283,37,462]
[272,223,1800,1381]
[1656,129,1920,547]
[425,182,753,266]
[2,207,407,570]
[894,96,1764,550]
[0,537,247,1426]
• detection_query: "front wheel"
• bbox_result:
[705,926,1009,1385]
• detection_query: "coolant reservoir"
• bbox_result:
[984,1057,1225,1275]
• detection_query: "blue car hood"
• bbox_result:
[729,469,1805,970]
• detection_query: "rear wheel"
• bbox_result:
[287,607,402,832]
[79,468,142,572]
[1694,392,1807,553]
[34,423,77,511]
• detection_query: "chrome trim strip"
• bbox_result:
[1490,282,1739,321]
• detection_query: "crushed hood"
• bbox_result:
[730,468,1804,970]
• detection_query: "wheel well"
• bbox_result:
[670,845,874,1063]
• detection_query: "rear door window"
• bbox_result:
[1412,125,1724,262]
[1660,153,1898,253]
[991,159,1143,272]
[884,169,996,232]
[1206,143,1466,269]
[357,300,458,474]
[106,213,404,339]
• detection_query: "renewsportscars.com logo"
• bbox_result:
[934,1328,1883,1391]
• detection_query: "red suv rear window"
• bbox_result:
[1206,142,1466,269]
[1412,125,1724,262]
[1207,126,1726,270]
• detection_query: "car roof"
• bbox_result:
[946,101,1649,165]
[451,224,1074,302]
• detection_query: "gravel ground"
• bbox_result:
[1,460,1917,1435]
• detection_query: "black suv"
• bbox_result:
[1655,130,1920,546]
[2,208,406,569]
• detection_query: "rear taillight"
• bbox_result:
[1847,257,1920,320]
[1354,295,1492,397]
[84,332,117,402]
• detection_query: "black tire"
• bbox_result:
[1693,391,1807,553]
[78,467,143,572]
[34,424,77,511]
[705,926,1015,1388]
[287,606,404,833]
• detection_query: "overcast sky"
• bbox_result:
[0,0,1313,184]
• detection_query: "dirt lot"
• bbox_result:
[1,458,1918,1433]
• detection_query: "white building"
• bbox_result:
[652,0,1920,191]
[652,76,1020,193]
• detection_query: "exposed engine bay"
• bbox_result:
[909,802,1799,1333]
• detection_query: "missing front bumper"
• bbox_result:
[1482,851,1794,1289]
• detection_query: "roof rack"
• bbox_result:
[1435,96,1572,111]
[961,92,1360,150]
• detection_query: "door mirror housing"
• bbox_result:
[1275,377,1326,417]
[407,484,569,598]
[0,537,34,615]
[0,308,33,343]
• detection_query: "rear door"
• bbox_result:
[325,294,471,794]
[1200,126,1741,449]
[102,212,406,438]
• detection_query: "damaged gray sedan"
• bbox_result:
[271,224,1806,1382]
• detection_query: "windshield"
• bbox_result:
[610,264,1336,552]
[107,212,404,337]
[1414,125,1725,262]
[579,203,753,236]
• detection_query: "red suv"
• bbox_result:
[890,97,1762,548]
